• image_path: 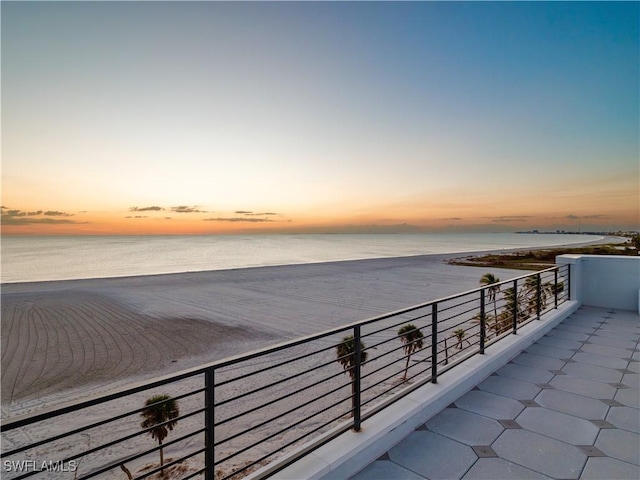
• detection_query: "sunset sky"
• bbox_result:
[2,1,638,235]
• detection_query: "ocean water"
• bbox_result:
[1,233,604,283]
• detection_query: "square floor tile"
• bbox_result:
[472,445,498,458]
[499,419,522,429]
[576,446,607,457]
[589,420,616,429]
[535,383,555,389]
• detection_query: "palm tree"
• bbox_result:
[397,324,424,381]
[502,286,529,326]
[550,281,565,299]
[524,276,542,315]
[140,394,180,471]
[336,335,368,416]
[453,328,470,350]
[480,273,501,321]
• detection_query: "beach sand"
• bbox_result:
[1,251,541,416]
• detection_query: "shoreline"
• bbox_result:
[0,235,623,288]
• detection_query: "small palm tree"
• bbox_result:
[140,394,180,471]
[336,335,367,416]
[480,273,501,320]
[472,311,499,337]
[524,276,542,315]
[453,328,470,350]
[503,286,529,325]
[550,281,564,298]
[398,324,424,380]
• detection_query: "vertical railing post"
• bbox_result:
[512,279,518,334]
[480,289,486,354]
[204,368,215,480]
[431,303,438,383]
[536,273,541,320]
[353,325,362,432]
[554,268,559,308]
[444,337,449,365]
[567,264,571,301]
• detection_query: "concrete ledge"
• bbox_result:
[261,301,580,480]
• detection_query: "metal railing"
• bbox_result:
[1,265,570,480]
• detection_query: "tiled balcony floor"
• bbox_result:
[350,306,640,480]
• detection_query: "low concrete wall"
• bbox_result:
[557,255,640,313]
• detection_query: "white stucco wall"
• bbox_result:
[557,255,640,312]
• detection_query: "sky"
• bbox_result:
[2,1,638,235]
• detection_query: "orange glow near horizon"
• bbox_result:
[2,200,638,236]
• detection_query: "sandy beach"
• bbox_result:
[2,250,538,416]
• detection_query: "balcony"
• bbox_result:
[271,255,639,480]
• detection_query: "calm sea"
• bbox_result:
[1,233,604,283]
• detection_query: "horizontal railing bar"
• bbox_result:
[438,309,478,325]
[80,429,205,480]
[215,340,338,389]
[1,387,206,457]
[216,380,353,447]
[439,303,481,319]
[436,298,479,315]
[361,371,432,419]
[60,407,205,468]
[215,396,352,466]
[379,341,428,365]
[362,368,409,396]
[360,353,410,380]
[223,407,355,480]
[215,371,348,429]
[215,354,343,409]
[362,311,432,338]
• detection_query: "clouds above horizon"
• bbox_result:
[204,217,275,223]
[1,206,84,225]
[130,206,164,212]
